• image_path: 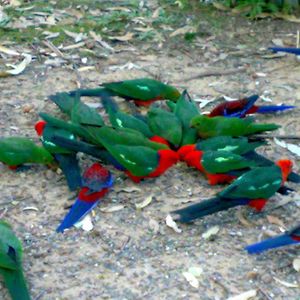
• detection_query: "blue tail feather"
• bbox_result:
[256,105,295,114]
[56,199,97,232]
[269,47,300,55]
[245,234,298,254]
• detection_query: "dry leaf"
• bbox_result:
[109,32,134,42]
[74,214,94,231]
[236,210,253,227]
[109,62,141,71]
[64,30,86,42]
[212,2,230,11]
[0,45,19,56]
[202,226,220,240]
[170,26,196,37]
[188,267,203,277]
[166,214,182,233]
[272,38,284,47]
[22,207,39,212]
[135,195,153,210]
[89,31,114,52]
[106,6,131,12]
[100,205,125,213]
[227,290,257,300]
[0,54,32,77]
[149,219,160,233]
[266,215,285,228]
[116,186,142,193]
[273,276,299,288]
[78,66,95,72]
[8,0,21,7]
[274,138,300,156]
[62,42,85,50]
[152,7,161,19]
[274,13,300,23]
[182,272,199,288]
[293,258,300,272]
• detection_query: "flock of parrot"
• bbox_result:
[0,46,299,299]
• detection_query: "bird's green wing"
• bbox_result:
[219,165,282,199]
[174,91,199,146]
[148,107,182,146]
[49,92,77,116]
[202,150,257,174]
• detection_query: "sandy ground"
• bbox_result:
[1,5,300,300]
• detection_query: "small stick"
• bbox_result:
[184,67,247,81]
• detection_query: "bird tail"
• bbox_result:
[57,199,97,232]
[48,92,78,115]
[269,47,300,55]
[54,154,82,191]
[171,197,246,223]
[250,123,280,134]
[1,268,31,300]
[68,87,111,97]
[100,91,118,114]
[256,105,295,114]
[245,233,298,254]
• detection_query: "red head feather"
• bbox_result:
[177,144,196,161]
[34,120,47,136]
[276,159,293,184]
[183,150,204,172]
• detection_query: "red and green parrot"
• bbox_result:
[191,115,280,138]
[35,121,82,191]
[173,90,199,146]
[100,91,169,146]
[209,95,295,118]
[86,126,179,183]
[0,221,31,300]
[0,137,53,170]
[69,78,181,106]
[171,159,293,223]
[147,106,183,147]
[245,223,300,254]
[57,163,113,232]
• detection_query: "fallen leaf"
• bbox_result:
[166,214,182,233]
[74,214,94,231]
[8,0,21,7]
[78,66,96,72]
[148,219,159,233]
[194,98,216,109]
[273,276,299,288]
[188,267,203,277]
[90,31,114,52]
[266,215,285,228]
[212,2,230,11]
[236,210,253,227]
[108,62,141,71]
[116,186,142,193]
[106,6,131,12]
[272,38,284,47]
[152,7,161,19]
[135,195,153,210]
[0,54,32,77]
[202,226,220,240]
[64,30,86,42]
[0,45,20,56]
[293,258,300,272]
[227,290,257,300]
[170,26,196,37]
[62,42,85,50]
[274,138,300,156]
[109,32,134,42]
[22,207,39,212]
[100,205,125,213]
[182,271,199,288]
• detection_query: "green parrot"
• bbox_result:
[172,159,293,223]
[191,115,280,138]
[174,90,200,146]
[178,136,265,160]
[147,106,183,147]
[69,78,181,106]
[35,121,82,191]
[85,126,178,182]
[0,221,31,300]
[49,92,77,116]
[0,137,53,170]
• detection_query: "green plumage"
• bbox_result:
[196,136,265,155]
[174,91,199,146]
[49,92,77,116]
[102,78,181,102]
[0,221,31,300]
[101,94,153,137]
[191,115,280,138]
[147,107,182,146]
[202,150,257,174]
[0,137,53,167]
[219,165,282,199]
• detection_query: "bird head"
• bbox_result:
[177,144,196,161]
[276,159,293,183]
[184,150,204,171]
[35,120,47,136]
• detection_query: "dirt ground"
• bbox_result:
[1,1,300,299]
